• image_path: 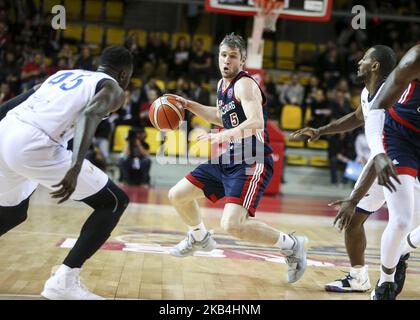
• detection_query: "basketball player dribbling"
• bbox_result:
[291,45,417,294]
[0,46,133,299]
[167,33,308,284]
[333,44,420,299]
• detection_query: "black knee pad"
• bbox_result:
[0,197,30,235]
[81,179,129,218]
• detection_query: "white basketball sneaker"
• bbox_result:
[280,234,308,283]
[41,267,105,300]
[169,231,217,257]
[325,265,371,293]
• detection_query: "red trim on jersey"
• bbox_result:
[396,167,418,177]
[400,81,416,104]
[185,173,204,189]
[389,107,420,133]
[247,165,267,215]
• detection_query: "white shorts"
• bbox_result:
[0,115,108,207]
[351,160,385,213]
[352,158,420,213]
[356,181,385,213]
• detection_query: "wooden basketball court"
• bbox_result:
[0,186,419,300]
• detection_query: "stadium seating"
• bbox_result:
[171,32,191,49]
[64,0,82,20]
[144,127,162,155]
[112,125,131,152]
[106,27,126,46]
[287,154,308,166]
[164,130,187,156]
[85,0,103,21]
[309,155,329,167]
[192,34,213,51]
[84,25,104,46]
[280,105,302,130]
[63,23,83,42]
[105,1,124,23]
[307,139,329,150]
[127,29,147,47]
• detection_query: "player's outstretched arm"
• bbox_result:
[372,44,420,112]
[165,94,223,127]
[51,80,124,203]
[289,105,363,142]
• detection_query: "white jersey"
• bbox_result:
[360,82,385,121]
[10,69,115,145]
[353,83,387,212]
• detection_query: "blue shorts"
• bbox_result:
[384,114,420,177]
[186,156,273,216]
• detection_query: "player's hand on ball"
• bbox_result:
[373,153,401,192]
[289,127,320,142]
[164,94,188,110]
[329,198,357,231]
[50,165,80,204]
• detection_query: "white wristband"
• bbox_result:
[365,109,386,157]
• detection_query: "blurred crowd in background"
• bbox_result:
[0,0,418,186]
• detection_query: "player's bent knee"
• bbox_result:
[82,179,129,218]
[220,218,242,237]
[168,186,187,205]
[391,218,411,233]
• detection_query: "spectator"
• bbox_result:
[328,132,355,186]
[189,77,210,106]
[329,89,352,120]
[190,38,212,82]
[279,72,304,106]
[170,36,190,79]
[124,32,145,73]
[139,88,158,128]
[20,51,47,91]
[0,51,20,94]
[74,46,94,71]
[264,72,279,119]
[0,82,14,103]
[320,48,341,89]
[86,142,107,172]
[114,90,141,127]
[144,32,170,78]
[308,88,331,128]
[118,128,151,187]
[354,130,370,165]
[94,118,113,166]
[57,43,75,68]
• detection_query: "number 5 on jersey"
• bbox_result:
[230,112,239,127]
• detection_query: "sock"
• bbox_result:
[378,267,395,286]
[275,232,295,250]
[55,264,72,275]
[189,222,207,241]
[350,265,368,279]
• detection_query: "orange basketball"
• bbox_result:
[149,95,185,131]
